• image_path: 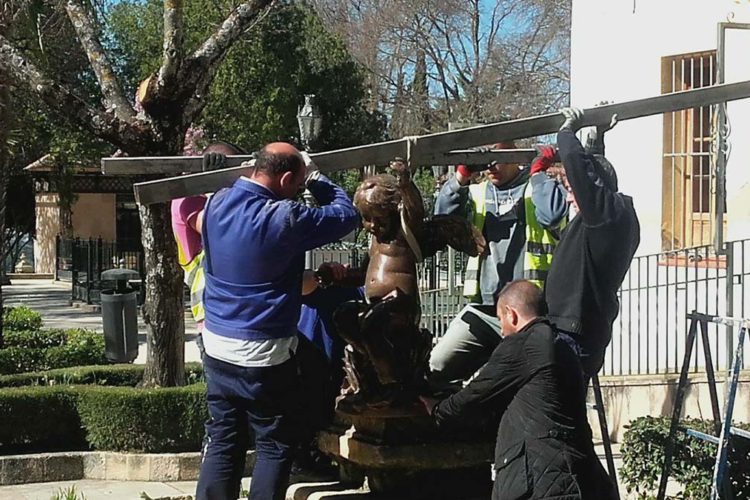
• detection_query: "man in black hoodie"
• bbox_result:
[546,107,640,381]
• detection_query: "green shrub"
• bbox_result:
[0,386,85,453]
[0,329,107,374]
[3,305,43,331]
[621,416,750,499]
[4,328,66,349]
[0,346,47,375]
[45,329,107,368]
[78,383,207,452]
[0,382,208,453]
[0,362,204,388]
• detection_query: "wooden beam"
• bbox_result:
[131,149,542,204]
[413,80,750,163]
[103,138,406,176]
[131,80,750,204]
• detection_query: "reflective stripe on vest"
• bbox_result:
[176,236,205,323]
[463,180,564,296]
[463,183,488,297]
[522,183,565,288]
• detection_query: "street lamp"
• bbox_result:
[297,94,323,150]
[297,94,323,270]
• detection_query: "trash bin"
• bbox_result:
[101,267,140,363]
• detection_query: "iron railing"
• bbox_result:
[56,236,145,305]
[413,239,750,377]
[56,232,750,377]
[604,238,750,376]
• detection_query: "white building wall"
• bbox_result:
[570,1,750,376]
[570,0,750,255]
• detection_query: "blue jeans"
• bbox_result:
[196,354,303,500]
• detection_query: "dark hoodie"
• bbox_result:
[544,128,640,377]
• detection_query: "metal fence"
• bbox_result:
[604,238,750,376]
[56,237,145,305]
[56,233,750,377]
[411,239,750,377]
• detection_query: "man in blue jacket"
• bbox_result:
[195,142,360,500]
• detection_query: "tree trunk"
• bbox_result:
[0,71,12,348]
[140,202,185,387]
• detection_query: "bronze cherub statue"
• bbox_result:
[334,159,485,410]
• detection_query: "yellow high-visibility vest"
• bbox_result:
[176,239,205,324]
[463,180,565,297]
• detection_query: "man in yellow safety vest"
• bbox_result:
[428,141,568,393]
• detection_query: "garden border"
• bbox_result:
[0,450,255,485]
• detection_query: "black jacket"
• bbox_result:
[545,129,640,368]
[433,319,616,500]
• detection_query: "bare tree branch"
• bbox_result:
[178,0,276,125]
[64,0,135,123]
[190,0,275,67]
[0,33,158,154]
[158,0,184,92]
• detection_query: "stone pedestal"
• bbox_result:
[318,401,494,499]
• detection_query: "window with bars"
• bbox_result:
[661,50,726,251]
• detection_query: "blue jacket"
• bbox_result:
[202,175,360,341]
[299,286,365,364]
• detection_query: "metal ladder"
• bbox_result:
[589,374,620,498]
[657,312,750,500]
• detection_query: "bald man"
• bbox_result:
[196,143,360,500]
[421,280,616,500]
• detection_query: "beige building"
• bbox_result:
[26,155,141,275]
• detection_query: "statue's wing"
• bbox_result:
[420,215,486,259]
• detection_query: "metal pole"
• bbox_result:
[715,23,727,254]
[86,239,93,305]
[725,243,735,371]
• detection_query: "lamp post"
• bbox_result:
[297,94,323,269]
[297,94,323,151]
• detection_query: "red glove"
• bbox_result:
[457,164,472,179]
[530,145,557,175]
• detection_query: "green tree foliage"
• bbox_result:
[108,1,385,151]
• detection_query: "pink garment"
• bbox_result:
[171,196,207,265]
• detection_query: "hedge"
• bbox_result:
[621,415,750,499]
[78,384,207,452]
[0,362,204,388]
[4,328,66,349]
[0,329,107,374]
[3,305,43,331]
[0,383,208,454]
[0,386,86,453]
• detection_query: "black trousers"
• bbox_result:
[196,354,303,500]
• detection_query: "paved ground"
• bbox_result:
[0,444,625,499]
[3,279,203,363]
[0,445,626,499]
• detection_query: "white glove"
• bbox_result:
[301,151,320,185]
[560,107,584,133]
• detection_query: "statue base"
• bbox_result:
[317,400,494,499]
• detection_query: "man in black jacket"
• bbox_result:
[546,107,640,380]
[420,281,616,500]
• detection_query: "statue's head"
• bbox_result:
[354,174,401,241]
